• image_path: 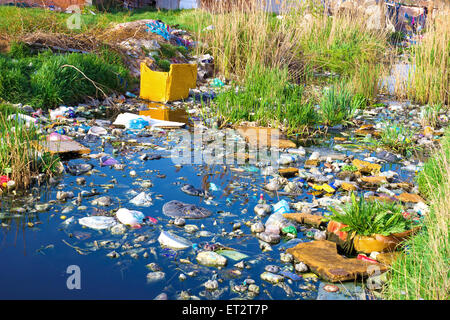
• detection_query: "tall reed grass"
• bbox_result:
[196,0,388,101]
[407,9,449,105]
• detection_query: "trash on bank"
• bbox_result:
[113,112,185,129]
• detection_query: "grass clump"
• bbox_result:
[211,64,317,133]
[328,192,410,237]
[383,130,450,300]
[364,121,420,156]
[0,48,130,109]
[319,82,363,126]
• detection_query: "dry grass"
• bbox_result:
[408,9,449,105]
[194,0,305,82]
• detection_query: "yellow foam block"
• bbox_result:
[140,63,197,103]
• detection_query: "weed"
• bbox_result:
[364,121,421,156]
[319,82,362,126]
[327,192,410,237]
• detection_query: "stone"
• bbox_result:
[204,280,219,290]
[146,263,162,272]
[295,262,309,273]
[162,200,212,219]
[146,271,166,283]
[174,217,186,226]
[352,159,381,175]
[282,213,324,227]
[323,284,340,293]
[248,284,260,295]
[254,203,272,216]
[265,265,280,273]
[395,193,425,203]
[111,224,127,235]
[35,203,50,212]
[260,272,284,284]
[154,293,168,300]
[91,196,112,206]
[184,224,199,233]
[181,184,204,196]
[280,253,294,263]
[258,232,281,244]
[314,230,327,241]
[251,222,265,233]
[196,251,227,267]
[305,159,319,168]
[76,177,86,185]
[286,240,388,282]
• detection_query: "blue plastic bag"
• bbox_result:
[129,118,149,130]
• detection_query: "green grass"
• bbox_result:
[363,121,421,156]
[211,65,367,133]
[211,64,317,134]
[383,129,450,300]
[319,82,363,126]
[0,104,60,189]
[0,47,130,109]
[327,192,410,237]
[0,6,205,38]
[416,129,450,198]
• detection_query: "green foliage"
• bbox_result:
[0,108,60,188]
[0,50,130,109]
[327,192,410,237]
[364,121,421,156]
[8,41,32,59]
[416,128,450,197]
[212,64,317,133]
[319,82,362,126]
[341,164,358,172]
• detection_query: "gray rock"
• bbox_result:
[204,280,219,290]
[251,222,265,233]
[280,253,294,263]
[163,200,212,219]
[181,184,204,196]
[265,265,280,273]
[111,224,127,235]
[258,232,281,244]
[196,251,227,267]
[294,262,308,273]
[35,203,50,212]
[92,196,112,206]
[146,271,166,283]
[254,203,272,216]
[260,272,284,284]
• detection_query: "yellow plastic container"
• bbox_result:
[140,63,197,103]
